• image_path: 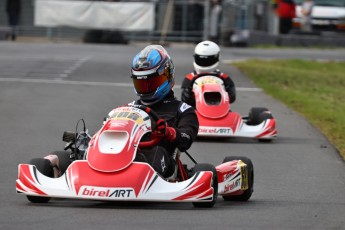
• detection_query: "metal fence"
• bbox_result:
[0,0,272,44]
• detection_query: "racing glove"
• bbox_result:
[156,119,176,142]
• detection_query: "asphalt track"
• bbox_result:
[0,42,344,230]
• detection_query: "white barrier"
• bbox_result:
[34,0,154,31]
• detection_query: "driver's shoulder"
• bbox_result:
[178,101,192,114]
[158,99,192,115]
[214,70,229,79]
[186,72,196,80]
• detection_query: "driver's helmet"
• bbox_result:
[131,45,175,105]
[193,40,220,74]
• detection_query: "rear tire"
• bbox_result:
[247,107,272,125]
[26,158,53,203]
[247,108,274,142]
[222,156,254,201]
[258,112,274,142]
[192,163,218,208]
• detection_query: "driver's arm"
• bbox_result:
[181,74,196,107]
[221,74,236,103]
[173,105,199,152]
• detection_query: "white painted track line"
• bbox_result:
[0,77,262,92]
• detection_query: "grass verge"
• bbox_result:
[232,59,345,160]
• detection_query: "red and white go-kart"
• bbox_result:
[16,105,254,208]
[192,73,277,142]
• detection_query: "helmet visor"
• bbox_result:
[194,54,219,67]
[132,73,169,95]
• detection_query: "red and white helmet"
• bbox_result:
[193,41,220,74]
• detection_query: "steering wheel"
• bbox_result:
[129,105,165,149]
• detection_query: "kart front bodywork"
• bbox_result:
[16,159,250,202]
[193,75,277,141]
[16,161,215,202]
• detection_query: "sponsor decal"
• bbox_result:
[199,127,232,135]
[109,111,144,125]
[180,132,190,139]
[239,161,249,190]
[196,76,223,86]
[223,173,232,181]
[136,76,148,79]
[224,178,241,193]
[200,78,218,85]
[161,155,166,172]
[79,186,135,198]
[179,102,191,113]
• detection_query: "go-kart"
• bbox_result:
[191,73,277,142]
[16,105,254,208]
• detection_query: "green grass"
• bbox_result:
[253,45,345,50]
[232,59,345,160]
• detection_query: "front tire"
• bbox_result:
[26,158,53,203]
[192,163,218,208]
[222,156,254,201]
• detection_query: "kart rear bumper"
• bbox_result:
[198,112,277,140]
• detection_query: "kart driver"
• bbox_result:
[181,40,236,107]
[129,45,199,178]
[44,45,199,179]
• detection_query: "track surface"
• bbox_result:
[0,42,344,230]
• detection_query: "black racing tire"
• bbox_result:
[258,138,273,143]
[50,151,72,174]
[192,163,218,208]
[250,108,275,143]
[222,156,254,201]
[247,107,271,125]
[26,158,53,203]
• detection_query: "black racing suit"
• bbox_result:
[132,90,199,177]
[181,70,236,107]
